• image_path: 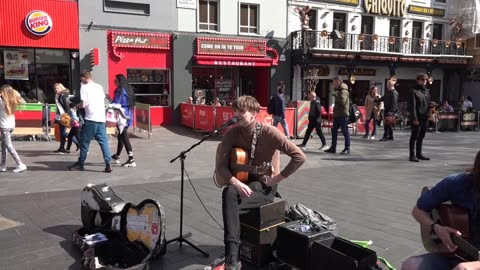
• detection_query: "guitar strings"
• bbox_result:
[184,168,224,230]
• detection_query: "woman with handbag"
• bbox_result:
[363,86,381,140]
[377,76,399,141]
[53,83,78,154]
[110,74,136,167]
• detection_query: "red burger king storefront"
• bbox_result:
[0,0,79,103]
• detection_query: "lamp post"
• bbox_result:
[345,60,356,86]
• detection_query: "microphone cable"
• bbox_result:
[184,168,224,230]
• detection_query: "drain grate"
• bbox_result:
[0,215,22,231]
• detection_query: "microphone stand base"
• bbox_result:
[167,232,210,257]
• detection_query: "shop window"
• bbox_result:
[192,67,236,105]
[199,0,219,31]
[389,19,401,37]
[476,33,480,48]
[104,0,150,16]
[240,4,258,34]
[433,23,443,40]
[333,13,346,32]
[126,69,170,107]
[308,9,317,30]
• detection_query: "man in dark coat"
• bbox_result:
[272,81,290,138]
[407,73,431,162]
[378,76,399,141]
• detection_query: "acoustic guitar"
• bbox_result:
[420,186,480,261]
[230,148,273,183]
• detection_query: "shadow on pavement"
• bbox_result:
[43,224,84,270]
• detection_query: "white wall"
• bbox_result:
[178,0,286,38]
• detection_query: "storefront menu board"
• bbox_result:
[4,50,29,80]
[215,79,233,100]
[127,69,168,84]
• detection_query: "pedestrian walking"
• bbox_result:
[297,91,327,150]
[363,86,381,140]
[324,77,351,155]
[407,73,431,162]
[0,85,27,173]
[110,74,136,167]
[272,82,290,139]
[68,71,112,172]
[378,76,399,141]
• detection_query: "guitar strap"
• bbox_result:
[248,122,262,166]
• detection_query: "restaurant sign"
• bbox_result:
[309,0,359,6]
[111,31,171,59]
[408,5,445,17]
[364,0,407,17]
[196,37,266,57]
[338,68,376,76]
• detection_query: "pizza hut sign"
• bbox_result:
[111,31,171,59]
[197,37,266,57]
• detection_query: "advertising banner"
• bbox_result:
[4,50,29,80]
[180,103,195,128]
[194,105,214,131]
[135,102,151,139]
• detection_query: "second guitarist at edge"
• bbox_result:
[216,96,306,270]
[402,150,480,270]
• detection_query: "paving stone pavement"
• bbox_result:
[0,126,478,269]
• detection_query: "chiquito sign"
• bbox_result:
[364,0,407,17]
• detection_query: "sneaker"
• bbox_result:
[13,164,27,173]
[296,144,306,150]
[121,159,136,168]
[105,164,112,173]
[0,164,6,172]
[54,148,68,154]
[68,162,85,171]
[319,144,328,150]
[111,154,120,164]
[324,147,336,153]
[370,136,375,140]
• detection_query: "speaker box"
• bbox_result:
[239,198,285,230]
[276,220,334,270]
[331,30,342,40]
[309,237,377,270]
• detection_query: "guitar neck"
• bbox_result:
[451,233,480,261]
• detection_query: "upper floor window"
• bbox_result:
[240,4,258,34]
[435,0,446,3]
[412,21,423,39]
[333,13,346,32]
[389,19,400,37]
[199,0,218,31]
[361,16,374,34]
[433,23,443,40]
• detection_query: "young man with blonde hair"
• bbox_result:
[216,95,306,269]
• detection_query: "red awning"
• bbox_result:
[194,55,273,67]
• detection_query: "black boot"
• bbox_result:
[225,254,242,270]
[416,140,429,160]
[409,150,418,162]
[417,154,430,160]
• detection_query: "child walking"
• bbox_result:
[0,85,27,172]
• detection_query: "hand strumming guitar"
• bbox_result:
[433,224,461,252]
[453,261,480,270]
[229,177,253,198]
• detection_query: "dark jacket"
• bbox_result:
[56,93,72,116]
[273,93,286,118]
[333,83,350,118]
[378,88,399,115]
[308,99,322,122]
[407,84,431,121]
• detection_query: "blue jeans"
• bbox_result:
[59,123,78,149]
[273,116,289,137]
[331,117,350,150]
[78,120,111,166]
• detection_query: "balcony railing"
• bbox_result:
[292,30,467,56]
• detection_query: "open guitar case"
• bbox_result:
[74,184,166,270]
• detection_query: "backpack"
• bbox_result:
[267,97,275,115]
[286,203,337,233]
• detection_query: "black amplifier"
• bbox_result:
[276,220,334,270]
[309,237,377,270]
[239,198,286,230]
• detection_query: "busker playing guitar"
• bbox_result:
[402,150,480,270]
[215,96,306,270]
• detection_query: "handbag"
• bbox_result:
[384,115,396,127]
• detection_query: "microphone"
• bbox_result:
[213,117,238,134]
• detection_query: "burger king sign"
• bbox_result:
[25,10,53,36]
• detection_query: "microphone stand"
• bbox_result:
[167,127,228,257]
